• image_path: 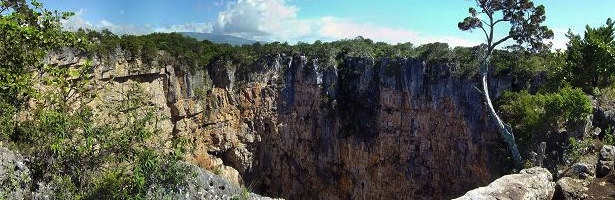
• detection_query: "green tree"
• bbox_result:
[458,0,553,168]
[0,0,82,106]
[566,18,615,91]
[0,0,84,141]
[416,42,455,66]
[500,87,592,147]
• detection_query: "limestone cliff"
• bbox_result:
[46,49,512,199]
[246,56,510,199]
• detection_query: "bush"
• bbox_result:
[0,1,191,199]
[500,87,592,147]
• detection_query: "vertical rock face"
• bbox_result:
[249,56,507,199]
[46,50,511,199]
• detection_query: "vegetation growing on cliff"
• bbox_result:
[49,16,610,174]
[0,1,189,199]
[497,18,615,171]
[4,0,615,198]
[500,88,592,146]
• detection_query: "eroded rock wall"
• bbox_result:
[46,49,511,199]
[249,56,510,199]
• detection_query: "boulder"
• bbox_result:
[147,162,281,200]
[0,146,32,199]
[592,127,602,137]
[454,167,555,200]
[568,163,595,179]
[596,160,614,178]
[571,114,593,139]
[554,177,589,200]
[584,115,593,137]
[600,145,615,161]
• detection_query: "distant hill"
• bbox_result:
[178,32,258,45]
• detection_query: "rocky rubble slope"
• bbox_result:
[46,48,515,199]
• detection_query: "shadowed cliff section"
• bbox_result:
[240,55,512,199]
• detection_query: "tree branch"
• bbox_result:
[492,35,514,50]
[479,25,489,41]
[493,19,510,25]
[487,12,494,47]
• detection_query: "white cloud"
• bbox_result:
[315,17,479,47]
[214,0,225,6]
[61,9,212,35]
[316,17,420,43]
[213,0,303,38]
[154,23,213,33]
[61,9,150,35]
[550,28,570,51]
[63,2,479,47]
[97,20,152,35]
[212,0,479,46]
[61,9,94,30]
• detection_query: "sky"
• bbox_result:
[40,0,615,49]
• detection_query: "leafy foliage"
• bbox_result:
[565,18,615,92]
[415,42,455,66]
[0,0,85,106]
[499,87,592,148]
[458,0,554,53]
[0,1,190,199]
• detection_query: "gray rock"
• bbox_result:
[569,163,595,179]
[31,182,55,200]
[146,162,281,200]
[584,115,593,137]
[571,115,593,138]
[592,127,602,137]
[596,160,614,178]
[600,145,615,161]
[593,101,615,131]
[554,177,589,200]
[225,147,253,173]
[0,146,32,200]
[208,60,234,89]
[454,167,555,200]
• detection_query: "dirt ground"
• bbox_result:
[586,173,615,199]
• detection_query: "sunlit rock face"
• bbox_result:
[47,49,512,199]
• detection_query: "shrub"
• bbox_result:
[500,87,592,147]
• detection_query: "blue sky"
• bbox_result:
[41,0,615,49]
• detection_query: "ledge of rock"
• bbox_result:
[147,162,282,200]
[554,177,589,200]
[454,167,555,200]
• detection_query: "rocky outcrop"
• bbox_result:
[554,177,589,200]
[597,145,615,177]
[147,162,280,200]
[0,146,32,199]
[46,49,514,199]
[454,167,555,200]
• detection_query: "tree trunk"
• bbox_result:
[480,68,523,169]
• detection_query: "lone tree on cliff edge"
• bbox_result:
[458,0,553,168]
